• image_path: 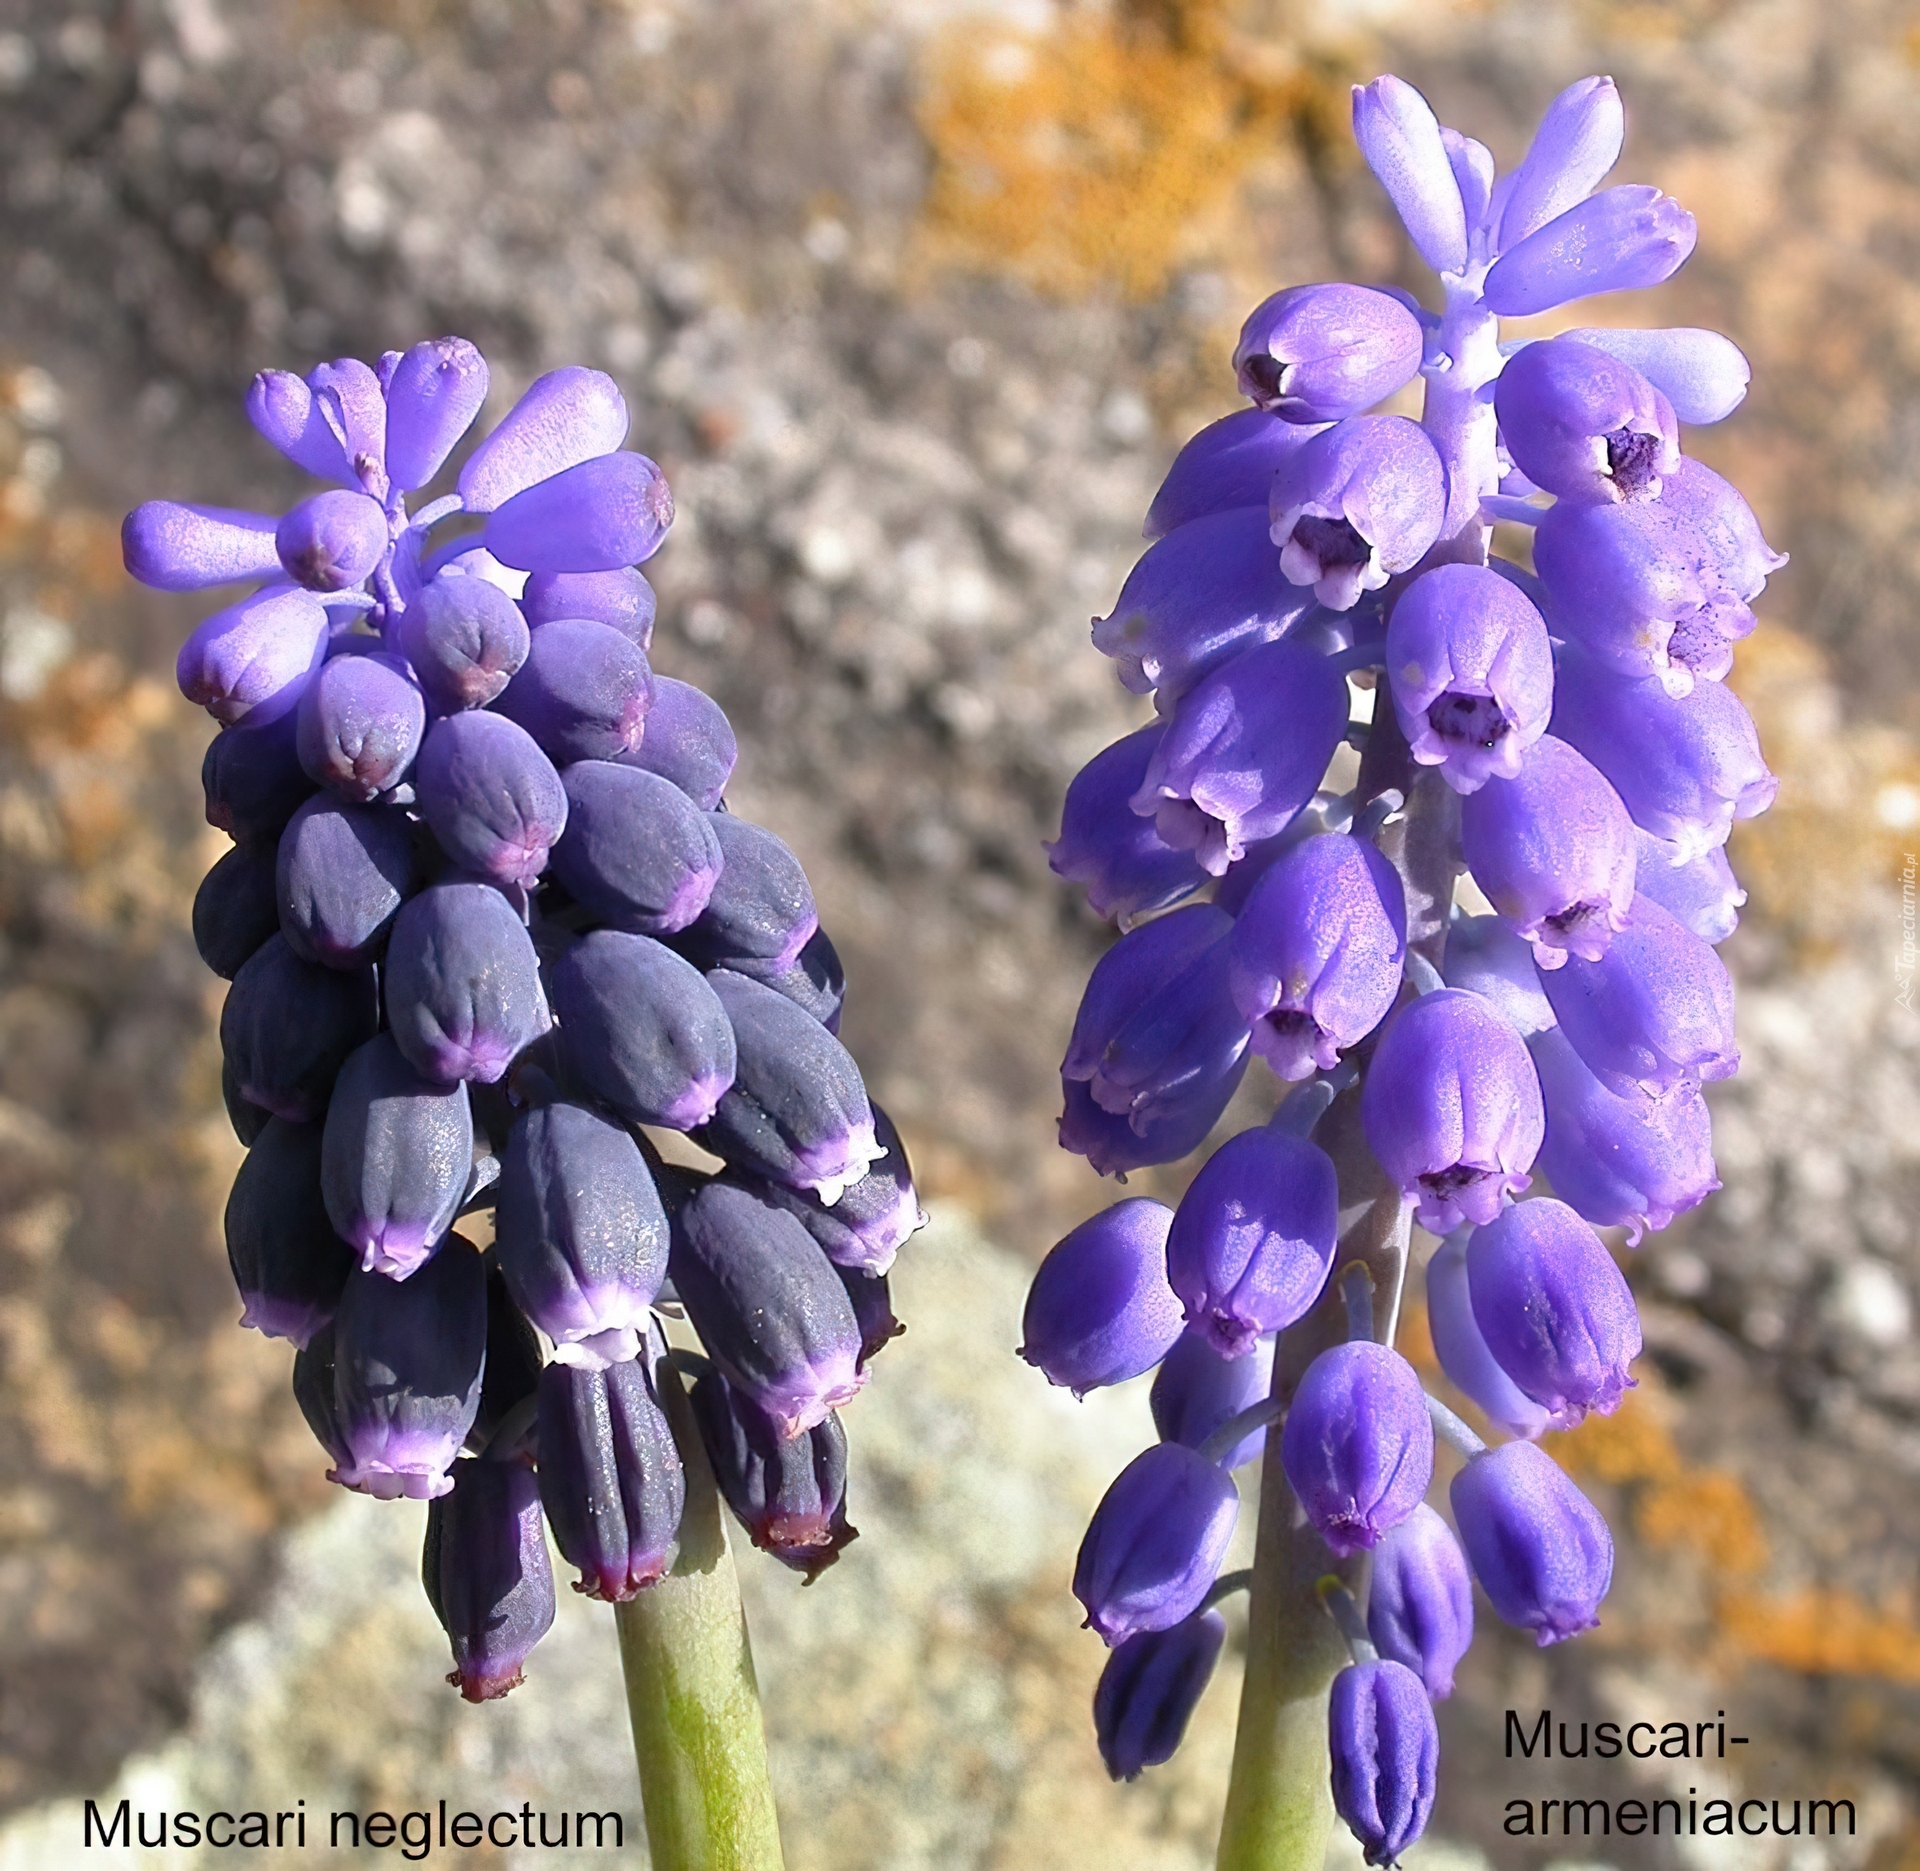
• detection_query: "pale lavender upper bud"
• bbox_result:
[1425,1231,1552,1440]
[295,651,425,802]
[1537,892,1738,1096]
[1385,563,1554,794]
[1528,1026,1719,1244]
[1469,1198,1641,1429]
[522,567,658,648]
[1458,735,1637,969]
[1280,1341,1434,1557]
[383,337,490,492]
[329,1238,486,1499]
[1165,1126,1339,1356]
[1047,725,1209,927]
[1151,1330,1275,1470]
[1534,459,1786,695]
[1094,507,1318,700]
[306,359,389,490]
[1232,285,1424,424]
[1559,326,1751,426]
[1494,338,1678,506]
[1330,1658,1439,1869]
[495,1100,668,1367]
[456,365,630,513]
[1271,417,1448,612]
[248,368,355,483]
[485,453,674,575]
[1550,646,1777,860]
[1143,408,1326,540]
[1061,905,1251,1132]
[1227,832,1406,1079]
[1020,1197,1185,1395]
[177,585,330,727]
[122,502,283,592]
[1450,1440,1613,1644]
[395,571,531,712]
[1073,1442,1240,1645]
[1442,130,1495,251]
[1351,76,1469,276]
[1494,76,1624,251]
[1441,914,1556,1037]
[1483,186,1697,319]
[1631,828,1745,944]
[1367,1504,1475,1700]
[1361,989,1545,1232]
[1131,638,1350,875]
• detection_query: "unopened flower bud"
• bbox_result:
[522,566,658,648]
[276,490,389,593]
[1165,1127,1338,1356]
[221,934,378,1122]
[1021,1198,1184,1395]
[423,1458,555,1700]
[415,711,569,888]
[1440,914,1555,1038]
[224,1116,355,1347]
[1073,1442,1240,1645]
[691,1370,857,1580]
[1351,76,1468,275]
[1329,1658,1439,1867]
[122,501,282,592]
[1483,185,1696,319]
[550,760,722,934]
[537,1356,685,1600]
[669,1179,866,1439]
[1631,829,1744,945]
[330,1238,487,1498]
[676,814,818,974]
[275,795,419,970]
[1361,989,1544,1232]
[614,674,735,807]
[1450,1439,1613,1644]
[457,366,629,512]
[1494,75,1623,249]
[1367,1503,1474,1700]
[295,651,426,803]
[1281,1342,1434,1557]
[177,585,330,728]
[383,337,489,492]
[1425,1231,1552,1439]
[1094,1610,1227,1782]
[1558,325,1750,426]
[1233,284,1424,423]
[495,1101,668,1367]
[395,572,530,713]
[1228,832,1407,1076]
[1057,1066,1248,1178]
[193,844,281,981]
[1270,416,1449,611]
[493,619,654,766]
[485,451,674,574]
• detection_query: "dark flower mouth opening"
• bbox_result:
[1604,426,1662,497]
[1290,514,1372,569]
[1243,353,1286,401]
[1428,691,1510,750]
[1262,1008,1319,1045]
[1543,898,1608,941]
[1418,1162,1491,1203]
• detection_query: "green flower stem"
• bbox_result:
[614,1364,786,1871]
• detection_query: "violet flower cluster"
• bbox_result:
[1035,74,1774,1855]
[134,342,923,1701]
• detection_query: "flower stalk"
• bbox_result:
[615,1358,786,1871]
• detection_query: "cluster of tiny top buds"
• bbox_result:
[1031,73,1775,1864]
[128,343,924,1700]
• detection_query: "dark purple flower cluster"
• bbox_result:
[138,342,923,1701]
[1039,73,1772,1856]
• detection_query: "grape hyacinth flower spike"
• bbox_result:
[1038,69,1771,1871]
[132,339,925,1869]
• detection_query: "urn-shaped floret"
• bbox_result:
[1232,283,1425,424]
[1367,1504,1475,1700]
[1450,1440,1614,1645]
[1021,1198,1185,1396]
[1329,1658,1440,1868]
[1073,1443,1240,1646]
[1094,1610,1228,1782]
[1279,1342,1434,1557]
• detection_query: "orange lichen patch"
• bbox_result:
[1635,1469,1770,1580]
[1716,1589,1920,1686]
[914,1,1355,301]
[1728,626,1920,958]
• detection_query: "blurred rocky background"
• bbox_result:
[0,0,1916,1864]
